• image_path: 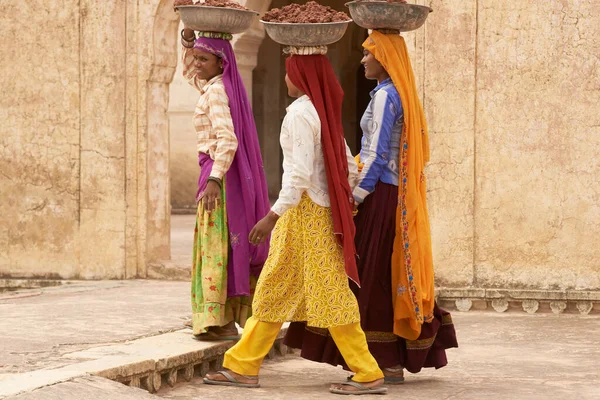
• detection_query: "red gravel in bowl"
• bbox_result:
[262,1,350,23]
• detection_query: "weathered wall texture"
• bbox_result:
[473,0,600,290]
[404,0,600,290]
[406,0,478,288]
[0,0,269,279]
[1,0,598,291]
[1,1,109,279]
[0,0,175,279]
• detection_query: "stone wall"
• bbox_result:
[405,0,600,291]
[0,0,180,279]
[0,0,272,279]
[1,0,599,292]
[473,0,600,290]
[0,1,129,279]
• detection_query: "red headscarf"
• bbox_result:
[286,55,359,286]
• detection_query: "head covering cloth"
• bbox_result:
[193,35,271,297]
[363,31,434,340]
[285,52,360,286]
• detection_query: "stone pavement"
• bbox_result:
[161,312,600,400]
[0,280,190,375]
[0,280,192,398]
[7,376,158,400]
[1,280,599,399]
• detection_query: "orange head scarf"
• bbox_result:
[363,31,435,340]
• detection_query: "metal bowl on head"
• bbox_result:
[345,1,432,32]
[260,21,352,47]
[176,5,259,34]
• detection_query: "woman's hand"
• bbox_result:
[182,27,195,42]
[203,180,221,213]
[249,212,279,246]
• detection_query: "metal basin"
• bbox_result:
[345,1,432,32]
[176,5,259,34]
[260,21,352,46]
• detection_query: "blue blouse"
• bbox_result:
[353,78,404,203]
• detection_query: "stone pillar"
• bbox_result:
[168,23,200,213]
[79,0,128,279]
[0,0,81,279]
[145,0,180,263]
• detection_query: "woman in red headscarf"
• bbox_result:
[284,31,458,384]
[203,49,386,395]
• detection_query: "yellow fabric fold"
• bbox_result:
[354,154,364,173]
[363,31,434,341]
[224,317,383,381]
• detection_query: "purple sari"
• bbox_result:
[194,37,270,297]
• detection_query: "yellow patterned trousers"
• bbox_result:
[224,195,383,381]
[224,316,383,382]
[252,194,360,328]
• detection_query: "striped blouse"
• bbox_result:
[182,46,238,180]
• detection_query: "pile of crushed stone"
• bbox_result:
[262,1,350,23]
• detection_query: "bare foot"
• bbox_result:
[205,370,258,385]
[330,377,385,392]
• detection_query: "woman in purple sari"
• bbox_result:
[181,27,270,340]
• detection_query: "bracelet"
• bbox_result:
[181,29,196,42]
[207,177,222,188]
[268,210,280,219]
[181,37,195,48]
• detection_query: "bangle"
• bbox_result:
[268,210,280,219]
[181,29,195,42]
[181,38,195,48]
[207,177,222,188]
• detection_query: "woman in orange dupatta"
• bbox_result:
[285,31,457,383]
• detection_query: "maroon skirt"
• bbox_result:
[283,182,458,373]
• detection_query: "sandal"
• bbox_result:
[203,370,260,388]
[193,325,240,341]
[348,374,404,385]
[383,367,405,385]
[330,380,388,395]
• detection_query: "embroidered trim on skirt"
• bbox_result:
[252,194,360,328]
[284,182,458,372]
[191,181,255,335]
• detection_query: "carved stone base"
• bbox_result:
[105,330,292,394]
[437,288,600,315]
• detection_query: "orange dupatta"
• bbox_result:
[363,31,435,340]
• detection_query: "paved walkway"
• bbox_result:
[1,280,599,399]
[162,312,600,400]
[170,214,195,267]
[0,281,190,375]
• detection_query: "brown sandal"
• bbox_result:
[193,325,239,341]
